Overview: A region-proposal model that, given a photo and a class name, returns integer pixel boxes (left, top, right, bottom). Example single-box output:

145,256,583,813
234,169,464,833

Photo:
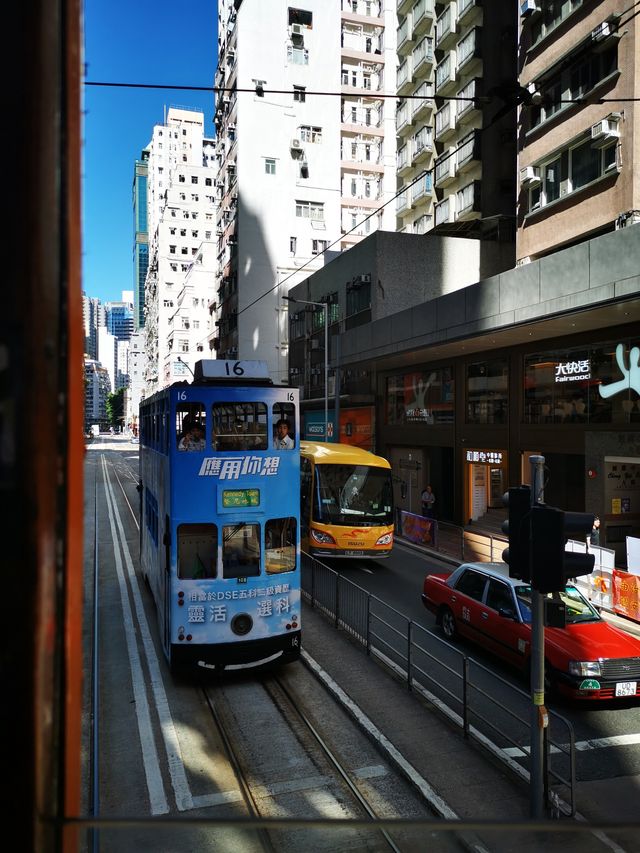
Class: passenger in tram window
274,418,294,450
178,421,206,452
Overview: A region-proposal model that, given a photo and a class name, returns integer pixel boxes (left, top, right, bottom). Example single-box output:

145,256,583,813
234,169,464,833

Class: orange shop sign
612,569,640,624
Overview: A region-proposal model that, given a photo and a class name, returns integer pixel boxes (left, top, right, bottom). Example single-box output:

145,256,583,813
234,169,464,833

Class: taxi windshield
514,584,601,625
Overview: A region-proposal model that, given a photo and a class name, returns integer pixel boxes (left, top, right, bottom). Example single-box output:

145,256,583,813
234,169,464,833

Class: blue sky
82,0,218,304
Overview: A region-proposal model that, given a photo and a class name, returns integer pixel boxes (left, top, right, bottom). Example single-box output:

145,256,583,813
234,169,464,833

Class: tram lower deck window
222,522,260,578
178,524,217,579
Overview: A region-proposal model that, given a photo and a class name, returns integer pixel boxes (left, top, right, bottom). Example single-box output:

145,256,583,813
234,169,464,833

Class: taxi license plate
615,681,637,697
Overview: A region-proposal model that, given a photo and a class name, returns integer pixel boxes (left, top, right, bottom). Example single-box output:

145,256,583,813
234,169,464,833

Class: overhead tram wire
83,76,640,317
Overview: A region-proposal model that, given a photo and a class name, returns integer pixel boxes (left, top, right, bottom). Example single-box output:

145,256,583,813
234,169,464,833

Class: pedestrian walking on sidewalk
589,515,601,547
421,485,436,518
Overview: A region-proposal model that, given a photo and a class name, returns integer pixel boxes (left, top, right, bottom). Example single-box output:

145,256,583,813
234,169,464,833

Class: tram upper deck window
222,522,260,578
212,402,268,451
272,402,296,449
178,524,217,579
175,403,207,451
265,518,297,574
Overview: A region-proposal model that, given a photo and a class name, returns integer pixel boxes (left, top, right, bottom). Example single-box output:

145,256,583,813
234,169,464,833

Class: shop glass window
466,360,508,424
265,518,297,574
177,524,217,579
212,402,268,450
385,367,454,425
523,341,639,426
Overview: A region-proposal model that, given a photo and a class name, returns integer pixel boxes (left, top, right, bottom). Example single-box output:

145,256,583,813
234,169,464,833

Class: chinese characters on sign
186,584,293,624
198,456,280,478
554,359,591,383
465,450,503,464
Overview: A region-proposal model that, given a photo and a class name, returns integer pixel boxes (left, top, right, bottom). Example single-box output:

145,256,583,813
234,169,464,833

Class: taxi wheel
440,606,457,641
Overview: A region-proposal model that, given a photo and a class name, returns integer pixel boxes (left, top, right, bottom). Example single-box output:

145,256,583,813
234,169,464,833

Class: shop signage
554,359,590,383
466,450,503,464
599,343,640,398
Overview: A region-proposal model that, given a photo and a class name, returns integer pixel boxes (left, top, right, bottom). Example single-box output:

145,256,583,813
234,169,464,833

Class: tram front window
177,524,217,579
222,522,261,578
314,464,394,526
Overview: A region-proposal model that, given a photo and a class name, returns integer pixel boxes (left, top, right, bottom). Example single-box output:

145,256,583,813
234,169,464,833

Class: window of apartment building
180,193,186,201
311,239,328,255
290,236,297,254
363,72,372,90
293,85,306,102
295,200,324,221
530,0,584,46
205,230,211,239
179,174,185,183
351,142,357,158
181,264,190,271
300,125,322,143
265,158,276,175
205,177,212,186
287,45,309,64
170,228,176,235
181,341,189,352
171,210,177,217
341,68,349,85
181,247,188,255
529,44,617,130
192,194,199,202
170,263,178,272
169,245,176,254
191,176,198,184
288,7,312,26
192,230,198,238
351,178,357,196
180,228,187,236
352,70,358,86
526,134,618,214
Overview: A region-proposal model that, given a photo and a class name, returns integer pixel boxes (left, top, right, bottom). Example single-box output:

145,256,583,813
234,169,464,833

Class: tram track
198,670,461,853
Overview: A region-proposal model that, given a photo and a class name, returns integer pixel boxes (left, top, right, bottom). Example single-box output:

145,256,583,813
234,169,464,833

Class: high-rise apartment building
395,0,517,276
212,0,398,381
82,294,103,359
517,0,640,261
132,149,149,331
143,107,217,393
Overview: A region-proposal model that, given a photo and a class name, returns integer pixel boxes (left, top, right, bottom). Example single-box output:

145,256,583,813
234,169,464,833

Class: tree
106,387,125,428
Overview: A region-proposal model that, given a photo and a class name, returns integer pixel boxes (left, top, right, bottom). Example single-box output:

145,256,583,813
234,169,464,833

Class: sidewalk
300,604,638,852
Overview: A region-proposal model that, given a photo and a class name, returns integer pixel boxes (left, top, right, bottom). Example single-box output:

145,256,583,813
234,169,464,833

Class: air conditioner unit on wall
520,166,541,187
291,138,303,150
290,23,304,37
591,118,620,146
520,0,541,17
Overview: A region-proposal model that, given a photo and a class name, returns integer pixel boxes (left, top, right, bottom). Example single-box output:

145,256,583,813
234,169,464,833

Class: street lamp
283,296,329,441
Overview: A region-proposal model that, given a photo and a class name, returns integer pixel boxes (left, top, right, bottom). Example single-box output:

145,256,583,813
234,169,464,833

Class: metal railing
301,552,576,816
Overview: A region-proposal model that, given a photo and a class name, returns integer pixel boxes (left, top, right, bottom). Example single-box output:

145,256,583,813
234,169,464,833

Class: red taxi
422,562,640,701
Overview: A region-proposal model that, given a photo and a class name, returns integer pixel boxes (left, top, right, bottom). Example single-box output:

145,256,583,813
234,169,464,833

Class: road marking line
103,456,194,813
504,732,640,758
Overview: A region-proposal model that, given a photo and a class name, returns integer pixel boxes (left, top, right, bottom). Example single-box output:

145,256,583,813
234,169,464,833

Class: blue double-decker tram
139,359,301,673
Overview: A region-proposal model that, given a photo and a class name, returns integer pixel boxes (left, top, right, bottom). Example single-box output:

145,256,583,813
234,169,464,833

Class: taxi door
482,578,530,666
450,569,490,645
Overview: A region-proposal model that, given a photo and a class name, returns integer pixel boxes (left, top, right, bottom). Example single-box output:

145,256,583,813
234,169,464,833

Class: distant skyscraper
82,294,102,359
104,299,134,341
133,149,149,331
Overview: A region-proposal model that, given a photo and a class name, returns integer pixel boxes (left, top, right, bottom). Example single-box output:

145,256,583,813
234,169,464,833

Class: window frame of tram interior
177,517,298,579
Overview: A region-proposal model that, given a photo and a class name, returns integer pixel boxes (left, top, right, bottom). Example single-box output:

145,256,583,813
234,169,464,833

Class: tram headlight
231,613,253,636
376,533,393,546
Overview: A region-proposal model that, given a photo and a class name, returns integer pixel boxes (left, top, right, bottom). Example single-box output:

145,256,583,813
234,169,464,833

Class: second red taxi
422,562,640,701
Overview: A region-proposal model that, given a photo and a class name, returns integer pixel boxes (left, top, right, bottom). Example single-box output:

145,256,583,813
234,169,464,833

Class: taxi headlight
568,660,602,677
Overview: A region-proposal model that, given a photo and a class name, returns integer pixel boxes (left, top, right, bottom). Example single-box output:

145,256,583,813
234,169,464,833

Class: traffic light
530,505,595,593
501,486,531,581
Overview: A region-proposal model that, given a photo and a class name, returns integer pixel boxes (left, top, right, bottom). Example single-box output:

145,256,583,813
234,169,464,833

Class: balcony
412,0,434,36
457,0,482,25
435,51,457,96
397,144,412,175
434,149,456,187
412,126,433,163
434,102,456,142
412,36,434,76
397,16,413,55
456,179,481,220
456,130,480,173
397,0,413,14
436,2,457,51
457,27,482,75
456,78,482,125
397,57,413,93
413,213,432,234
411,81,434,120
396,190,412,214
434,195,455,226
396,100,414,136
411,172,433,206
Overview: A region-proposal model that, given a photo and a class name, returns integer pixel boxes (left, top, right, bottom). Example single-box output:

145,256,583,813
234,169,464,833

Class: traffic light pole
529,455,547,819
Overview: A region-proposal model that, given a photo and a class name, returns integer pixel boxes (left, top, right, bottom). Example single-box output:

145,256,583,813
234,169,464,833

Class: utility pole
529,454,547,818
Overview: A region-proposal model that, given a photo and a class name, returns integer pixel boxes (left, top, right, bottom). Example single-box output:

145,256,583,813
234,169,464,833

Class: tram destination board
222,488,260,508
